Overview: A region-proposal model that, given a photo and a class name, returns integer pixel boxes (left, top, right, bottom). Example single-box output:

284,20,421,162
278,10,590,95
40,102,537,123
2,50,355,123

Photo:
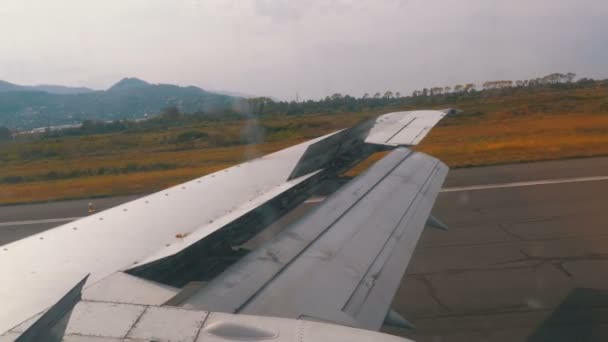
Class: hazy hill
0,80,93,94
0,80,27,93
107,77,151,91
30,84,94,95
0,78,239,129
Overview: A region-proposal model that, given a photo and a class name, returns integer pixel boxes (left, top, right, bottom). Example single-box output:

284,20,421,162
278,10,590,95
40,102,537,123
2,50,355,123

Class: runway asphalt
0,195,140,246
390,156,608,342
2,156,608,341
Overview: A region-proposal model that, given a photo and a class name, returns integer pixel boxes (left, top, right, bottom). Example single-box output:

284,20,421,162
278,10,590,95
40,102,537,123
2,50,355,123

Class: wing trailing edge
181,148,448,330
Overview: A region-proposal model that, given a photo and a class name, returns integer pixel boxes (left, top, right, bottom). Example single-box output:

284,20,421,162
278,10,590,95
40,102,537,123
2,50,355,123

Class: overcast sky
1,0,607,99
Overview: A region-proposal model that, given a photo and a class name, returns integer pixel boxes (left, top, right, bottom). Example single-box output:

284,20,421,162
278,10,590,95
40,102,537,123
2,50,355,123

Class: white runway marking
441,175,608,192
0,217,82,227
3,176,607,226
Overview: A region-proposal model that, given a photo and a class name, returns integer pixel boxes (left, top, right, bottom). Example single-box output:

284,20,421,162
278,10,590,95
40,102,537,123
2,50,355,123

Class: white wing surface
1,110,451,341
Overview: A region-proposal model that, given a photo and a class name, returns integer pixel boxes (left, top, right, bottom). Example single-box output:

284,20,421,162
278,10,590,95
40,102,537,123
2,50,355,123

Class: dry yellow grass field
417,112,608,166
344,112,608,177
1,85,608,205
0,140,303,204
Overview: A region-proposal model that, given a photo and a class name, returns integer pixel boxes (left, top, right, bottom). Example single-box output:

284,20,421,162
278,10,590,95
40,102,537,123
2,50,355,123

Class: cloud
0,0,606,99
254,0,316,22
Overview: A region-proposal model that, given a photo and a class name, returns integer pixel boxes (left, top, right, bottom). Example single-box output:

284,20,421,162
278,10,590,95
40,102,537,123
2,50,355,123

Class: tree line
5,72,605,140
246,72,585,115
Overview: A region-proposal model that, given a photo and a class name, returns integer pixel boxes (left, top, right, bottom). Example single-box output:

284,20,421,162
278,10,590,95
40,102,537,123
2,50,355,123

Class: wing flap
181,148,415,314
183,148,448,330
347,161,446,329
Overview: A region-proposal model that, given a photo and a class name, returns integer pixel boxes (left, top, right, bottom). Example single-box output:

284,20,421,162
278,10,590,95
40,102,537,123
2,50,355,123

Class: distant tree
577,77,595,84
523,73,577,86
160,106,180,120
0,126,11,142
383,91,394,99
373,92,381,99
430,87,443,96
453,84,464,92
444,86,451,93
331,93,343,101
421,88,429,96
362,93,369,99
565,72,576,83
395,91,401,98
542,73,563,84
464,83,476,92
247,97,270,115
528,78,540,86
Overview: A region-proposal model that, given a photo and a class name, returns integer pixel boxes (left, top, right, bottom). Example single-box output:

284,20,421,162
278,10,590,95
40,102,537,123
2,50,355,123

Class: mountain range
0,78,240,129
0,80,94,95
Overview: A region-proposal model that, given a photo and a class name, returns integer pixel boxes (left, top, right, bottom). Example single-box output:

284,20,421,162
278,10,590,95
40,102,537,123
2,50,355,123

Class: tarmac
391,156,608,341
2,156,608,341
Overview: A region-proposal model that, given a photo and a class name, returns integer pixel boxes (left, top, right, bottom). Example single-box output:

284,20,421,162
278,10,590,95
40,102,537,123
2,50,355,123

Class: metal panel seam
122,305,149,339
384,117,416,144
341,159,441,315
192,309,211,342
235,149,414,313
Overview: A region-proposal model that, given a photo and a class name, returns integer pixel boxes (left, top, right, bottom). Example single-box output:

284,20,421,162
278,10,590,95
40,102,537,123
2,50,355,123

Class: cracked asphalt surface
388,157,608,341
2,156,608,341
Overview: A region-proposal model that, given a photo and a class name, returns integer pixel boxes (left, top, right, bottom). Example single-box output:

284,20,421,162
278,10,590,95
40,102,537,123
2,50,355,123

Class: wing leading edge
181,148,448,330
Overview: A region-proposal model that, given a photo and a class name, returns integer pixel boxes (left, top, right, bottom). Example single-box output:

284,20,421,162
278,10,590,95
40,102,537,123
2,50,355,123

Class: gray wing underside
182,148,448,330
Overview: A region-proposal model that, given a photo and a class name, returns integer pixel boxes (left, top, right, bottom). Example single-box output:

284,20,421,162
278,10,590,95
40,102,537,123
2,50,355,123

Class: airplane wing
180,148,447,330
0,110,453,341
